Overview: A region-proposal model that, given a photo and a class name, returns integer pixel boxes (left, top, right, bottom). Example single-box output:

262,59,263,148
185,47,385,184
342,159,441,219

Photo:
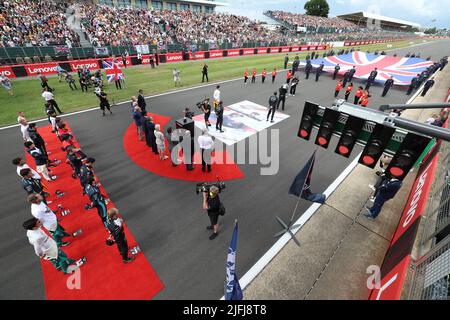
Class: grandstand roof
337,12,420,29
182,0,228,6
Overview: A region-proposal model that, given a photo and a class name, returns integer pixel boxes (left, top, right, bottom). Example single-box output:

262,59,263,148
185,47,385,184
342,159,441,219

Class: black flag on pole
288,151,326,204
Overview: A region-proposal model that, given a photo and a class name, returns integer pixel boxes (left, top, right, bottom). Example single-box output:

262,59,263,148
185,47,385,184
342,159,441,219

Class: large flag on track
225,220,243,300
289,151,326,204
300,51,433,85
103,60,124,82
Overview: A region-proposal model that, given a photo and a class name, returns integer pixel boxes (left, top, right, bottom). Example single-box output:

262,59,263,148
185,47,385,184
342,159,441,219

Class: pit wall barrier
368,95,449,300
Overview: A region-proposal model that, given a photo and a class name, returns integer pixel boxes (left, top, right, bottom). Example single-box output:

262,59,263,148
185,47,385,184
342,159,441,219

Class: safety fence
0,37,405,66
0,44,332,79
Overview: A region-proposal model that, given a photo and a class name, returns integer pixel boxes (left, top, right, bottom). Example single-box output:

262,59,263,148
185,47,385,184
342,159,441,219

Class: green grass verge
0,39,425,126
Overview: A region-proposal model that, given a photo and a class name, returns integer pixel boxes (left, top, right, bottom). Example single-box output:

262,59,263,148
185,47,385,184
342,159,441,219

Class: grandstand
337,12,421,32
0,1,422,65
95,0,227,12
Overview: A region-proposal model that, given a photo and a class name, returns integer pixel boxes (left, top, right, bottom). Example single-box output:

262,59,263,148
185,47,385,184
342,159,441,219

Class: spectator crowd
0,1,419,50
0,0,80,47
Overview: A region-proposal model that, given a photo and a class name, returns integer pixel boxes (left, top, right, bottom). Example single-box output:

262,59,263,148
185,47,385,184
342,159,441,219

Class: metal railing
409,235,450,300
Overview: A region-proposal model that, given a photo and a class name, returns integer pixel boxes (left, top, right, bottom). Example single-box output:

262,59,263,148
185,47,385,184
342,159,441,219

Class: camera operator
200,99,212,128
203,186,221,240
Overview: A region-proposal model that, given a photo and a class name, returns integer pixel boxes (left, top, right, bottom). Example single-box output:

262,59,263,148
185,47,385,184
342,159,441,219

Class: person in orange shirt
251,69,257,83
244,70,249,84
344,83,353,101
334,80,343,97
286,70,292,84
272,68,277,83
261,69,267,83
359,95,370,107
354,86,363,105
359,91,370,107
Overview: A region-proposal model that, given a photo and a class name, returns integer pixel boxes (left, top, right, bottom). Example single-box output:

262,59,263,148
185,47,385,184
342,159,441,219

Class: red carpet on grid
25,124,164,300
123,113,245,181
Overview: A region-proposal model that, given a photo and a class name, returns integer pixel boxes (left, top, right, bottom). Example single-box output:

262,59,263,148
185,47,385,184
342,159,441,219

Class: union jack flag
301,51,433,86
102,60,124,82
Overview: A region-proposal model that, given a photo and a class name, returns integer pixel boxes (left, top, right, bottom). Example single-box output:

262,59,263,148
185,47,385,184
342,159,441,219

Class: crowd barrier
0,42,382,79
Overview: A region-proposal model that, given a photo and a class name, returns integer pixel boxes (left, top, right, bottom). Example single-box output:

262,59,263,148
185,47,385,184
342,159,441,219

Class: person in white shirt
172,68,181,87
12,157,41,180
23,217,76,274
41,88,62,114
213,85,221,111
154,124,168,160
28,193,71,247
17,111,30,142
198,130,214,172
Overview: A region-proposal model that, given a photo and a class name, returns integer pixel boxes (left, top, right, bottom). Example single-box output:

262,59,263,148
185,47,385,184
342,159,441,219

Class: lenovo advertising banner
227,49,240,57
242,48,254,56
24,62,58,76
164,52,183,63
209,50,223,59
369,255,411,300
69,59,100,72
0,65,15,78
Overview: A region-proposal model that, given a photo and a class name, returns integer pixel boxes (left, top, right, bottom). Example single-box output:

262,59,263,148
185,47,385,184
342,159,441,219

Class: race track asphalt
1,39,449,300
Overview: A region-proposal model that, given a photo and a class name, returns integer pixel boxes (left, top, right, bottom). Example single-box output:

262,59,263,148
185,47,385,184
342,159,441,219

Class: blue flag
289,151,326,204
225,221,243,300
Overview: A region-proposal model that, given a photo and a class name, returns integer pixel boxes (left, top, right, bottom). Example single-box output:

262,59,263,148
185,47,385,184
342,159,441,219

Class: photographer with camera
199,99,212,128
202,186,222,240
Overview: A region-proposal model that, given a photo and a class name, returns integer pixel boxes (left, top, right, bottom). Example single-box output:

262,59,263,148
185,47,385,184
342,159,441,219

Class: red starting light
389,166,405,177
318,137,328,146
338,145,350,155
362,155,375,165
300,129,309,138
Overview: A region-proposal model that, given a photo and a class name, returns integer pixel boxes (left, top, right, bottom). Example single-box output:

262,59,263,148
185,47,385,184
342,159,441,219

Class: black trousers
305,71,310,79
406,85,415,95
251,76,256,83
68,82,77,90
81,84,88,92
201,149,211,172
262,76,266,83
277,97,286,110
334,90,340,97
49,99,62,114
216,115,223,131
290,86,297,95
34,140,48,157
115,80,122,90
365,80,372,90
244,76,248,83
267,107,276,121
382,87,390,97
421,87,431,96
333,72,338,80
41,82,53,92
202,73,209,82
315,73,320,82
354,96,360,105
345,91,351,101
115,234,129,260
272,75,276,83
